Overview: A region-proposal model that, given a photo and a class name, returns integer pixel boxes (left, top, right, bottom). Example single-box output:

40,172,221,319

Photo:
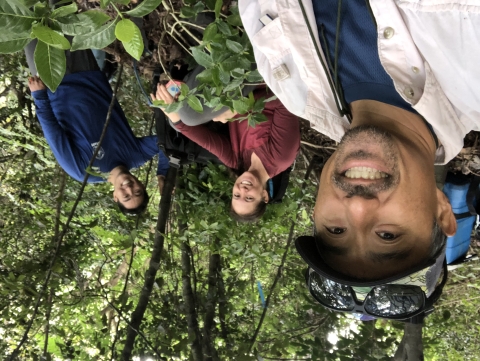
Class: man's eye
377,232,398,240
246,197,253,201
325,227,346,235
233,194,240,199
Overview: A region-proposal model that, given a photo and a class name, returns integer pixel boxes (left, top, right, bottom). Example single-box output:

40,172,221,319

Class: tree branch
181,235,204,361
202,238,221,361
248,160,316,354
121,166,178,361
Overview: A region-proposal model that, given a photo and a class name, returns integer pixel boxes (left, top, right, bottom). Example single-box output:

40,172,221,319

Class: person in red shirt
152,84,300,222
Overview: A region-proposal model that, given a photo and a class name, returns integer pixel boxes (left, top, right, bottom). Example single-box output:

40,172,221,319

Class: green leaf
218,68,230,84
0,0,38,41
202,23,217,43
226,14,242,27
253,97,265,112
205,0,215,10
125,0,162,17
214,0,222,18
246,69,264,82
191,47,214,68
121,21,144,60
34,40,66,92
51,2,77,18
33,2,48,17
226,39,243,54
54,11,111,36
196,68,214,84
71,19,117,51
0,36,32,54
211,48,230,64
232,98,250,115
164,100,184,113
115,18,135,42
31,25,70,50
100,0,112,8
217,20,232,36
231,68,245,78
224,77,243,92
250,112,268,125
115,0,131,5
248,90,255,107
19,0,39,7
180,6,197,19
180,83,189,97
211,68,221,86
187,95,203,113
193,1,205,13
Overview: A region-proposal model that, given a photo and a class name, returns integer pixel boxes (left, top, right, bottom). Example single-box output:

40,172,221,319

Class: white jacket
239,0,480,164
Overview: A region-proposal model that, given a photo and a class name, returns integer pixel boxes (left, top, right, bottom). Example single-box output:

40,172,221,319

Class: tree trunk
121,166,177,361
202,238,221,361
393,323,424,361
181,235,203,361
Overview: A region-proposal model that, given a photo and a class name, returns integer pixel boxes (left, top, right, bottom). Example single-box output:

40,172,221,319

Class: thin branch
121,166,178,361
42,289,54,357
248,160,316,354
7,64,125,361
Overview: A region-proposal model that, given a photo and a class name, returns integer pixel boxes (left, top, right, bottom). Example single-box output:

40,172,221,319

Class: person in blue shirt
26,46,169,215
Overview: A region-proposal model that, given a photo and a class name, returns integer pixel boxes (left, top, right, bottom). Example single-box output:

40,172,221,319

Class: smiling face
112,172,145,210
314,125,456,280
231,171,268,216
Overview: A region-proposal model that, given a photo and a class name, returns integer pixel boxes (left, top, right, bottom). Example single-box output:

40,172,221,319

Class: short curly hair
116,190,150,216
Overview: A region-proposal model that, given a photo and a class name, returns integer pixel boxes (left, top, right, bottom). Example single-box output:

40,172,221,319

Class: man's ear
113,191,118,203
262,189,269,204
436,188,457,236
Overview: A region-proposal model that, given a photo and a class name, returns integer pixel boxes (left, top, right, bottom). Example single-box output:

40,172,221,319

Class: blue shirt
32,70,169,183
312,0,417,113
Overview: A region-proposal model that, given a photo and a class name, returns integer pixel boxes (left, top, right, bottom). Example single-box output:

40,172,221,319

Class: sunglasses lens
364,285,424,317
310,271,355,311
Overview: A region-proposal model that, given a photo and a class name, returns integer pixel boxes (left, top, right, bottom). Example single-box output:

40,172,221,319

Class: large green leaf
34,40,66,92
226,39,243,54
54,11,111,36
214,0,222,19
100,0,112,8
31,25,71,50
0,36,32,54
115,19,135,42
71,19,117,51
121,22,143,60
233,98,250,115
0,0,38,41
50,2,77,19
125,0,162,17
191,47,213,68
187,95,203,113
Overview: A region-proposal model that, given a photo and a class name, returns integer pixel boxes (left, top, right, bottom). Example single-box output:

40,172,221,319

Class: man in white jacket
240,0,479,287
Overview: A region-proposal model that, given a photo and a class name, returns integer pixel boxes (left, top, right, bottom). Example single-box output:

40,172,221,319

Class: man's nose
345,196,379,224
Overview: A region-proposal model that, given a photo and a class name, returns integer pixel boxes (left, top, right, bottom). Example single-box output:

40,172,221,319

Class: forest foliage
1,0,480,360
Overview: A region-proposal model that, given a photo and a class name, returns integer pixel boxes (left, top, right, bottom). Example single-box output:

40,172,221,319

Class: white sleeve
239,0,308,118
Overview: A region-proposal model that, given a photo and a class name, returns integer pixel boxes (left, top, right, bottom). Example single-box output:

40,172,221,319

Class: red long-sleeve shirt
175,90,300,178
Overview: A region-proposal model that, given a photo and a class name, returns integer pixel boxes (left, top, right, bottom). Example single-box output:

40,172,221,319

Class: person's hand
28,76,46,92
151,83,176,105
157,175,165,194
151,84,181,123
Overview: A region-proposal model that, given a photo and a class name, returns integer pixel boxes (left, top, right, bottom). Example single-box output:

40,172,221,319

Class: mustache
331,173,398,197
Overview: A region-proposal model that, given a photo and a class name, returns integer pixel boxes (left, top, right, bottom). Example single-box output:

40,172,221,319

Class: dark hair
230,199,267,223
428,220,447,261
116,190,150,216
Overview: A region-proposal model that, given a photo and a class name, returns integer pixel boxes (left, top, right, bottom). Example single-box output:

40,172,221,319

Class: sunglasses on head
305,264,447,321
